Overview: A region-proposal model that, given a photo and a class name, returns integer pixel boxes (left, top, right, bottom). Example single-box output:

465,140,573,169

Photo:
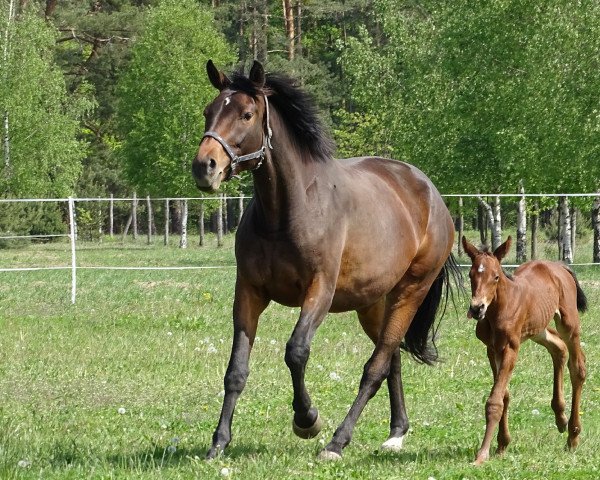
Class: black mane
230,72,335,162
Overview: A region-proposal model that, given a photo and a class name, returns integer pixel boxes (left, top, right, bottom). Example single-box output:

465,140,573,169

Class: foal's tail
401,253,464,365
565,266,588,313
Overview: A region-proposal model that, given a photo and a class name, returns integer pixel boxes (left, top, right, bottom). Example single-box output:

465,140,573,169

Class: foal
462,236,587,465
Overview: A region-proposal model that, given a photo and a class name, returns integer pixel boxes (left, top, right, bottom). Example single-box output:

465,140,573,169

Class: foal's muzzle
467,303,487,320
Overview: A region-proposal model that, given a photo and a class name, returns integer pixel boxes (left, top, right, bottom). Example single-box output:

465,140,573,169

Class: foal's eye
494,275,500,281
242,112,253,121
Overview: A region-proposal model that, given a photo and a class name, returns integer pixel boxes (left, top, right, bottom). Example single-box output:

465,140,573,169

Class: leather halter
202,95,273,180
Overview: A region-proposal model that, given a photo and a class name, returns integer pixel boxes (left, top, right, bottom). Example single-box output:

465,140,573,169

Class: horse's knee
224,366,249,393
285,340,310,370
485,398,504,422
569,358,586,384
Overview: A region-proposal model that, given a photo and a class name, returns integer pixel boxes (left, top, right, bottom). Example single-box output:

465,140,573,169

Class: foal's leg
485,346,511,455
556,311,586,449
286,274,334,438
531,326,568,432
320,274,437,459
475,340,519,466
206,277,269,459
357,300,409,451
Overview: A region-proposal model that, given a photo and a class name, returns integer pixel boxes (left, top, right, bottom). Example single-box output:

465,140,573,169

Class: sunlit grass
0,234,599,478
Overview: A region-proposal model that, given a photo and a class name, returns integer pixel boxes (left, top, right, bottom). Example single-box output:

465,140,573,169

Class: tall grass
0,235,598,479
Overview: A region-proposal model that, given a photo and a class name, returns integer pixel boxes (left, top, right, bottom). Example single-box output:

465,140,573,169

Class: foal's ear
206,59,231,91
493,236,512,262
462,236,479,261
249,60,266,88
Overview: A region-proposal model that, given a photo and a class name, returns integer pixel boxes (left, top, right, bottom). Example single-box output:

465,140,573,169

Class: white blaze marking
478,264,485,273
224,96,231,106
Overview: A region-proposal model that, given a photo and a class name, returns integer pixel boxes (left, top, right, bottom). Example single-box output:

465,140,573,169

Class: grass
0,234,599,479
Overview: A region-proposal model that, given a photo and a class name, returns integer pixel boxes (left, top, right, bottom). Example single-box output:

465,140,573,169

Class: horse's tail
564,266,588,313
401,253,464,365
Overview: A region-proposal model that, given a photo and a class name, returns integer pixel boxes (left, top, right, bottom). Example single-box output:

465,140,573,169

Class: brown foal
462,236,587,465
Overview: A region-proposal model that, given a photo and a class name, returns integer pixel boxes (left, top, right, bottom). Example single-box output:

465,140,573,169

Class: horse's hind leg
358,300,409,451
207,277,269,459
532,326,568,432
286,274,334,439
555,310,586,449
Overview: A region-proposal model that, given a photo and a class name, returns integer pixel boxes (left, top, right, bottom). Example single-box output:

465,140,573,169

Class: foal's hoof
381,435,405,452
205,445,223,460
292,413,323,439
556,415,568,433
318,449,342,461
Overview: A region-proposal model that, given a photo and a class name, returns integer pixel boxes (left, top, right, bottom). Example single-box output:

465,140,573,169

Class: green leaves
116,0,235,198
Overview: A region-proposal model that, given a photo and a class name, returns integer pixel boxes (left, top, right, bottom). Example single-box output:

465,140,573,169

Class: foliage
116,0,235,198
0,4,93,198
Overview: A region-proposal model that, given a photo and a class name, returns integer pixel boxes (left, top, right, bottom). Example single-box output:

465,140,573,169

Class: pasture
0,235,599,479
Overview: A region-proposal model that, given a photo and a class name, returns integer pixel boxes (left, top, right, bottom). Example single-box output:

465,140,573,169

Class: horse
192,59,460,460
462,236,587,465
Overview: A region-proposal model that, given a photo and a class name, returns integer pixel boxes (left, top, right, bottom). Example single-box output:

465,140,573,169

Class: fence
1,193,600,304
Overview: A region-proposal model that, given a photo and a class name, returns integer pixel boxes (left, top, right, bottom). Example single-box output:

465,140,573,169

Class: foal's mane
230,72,335,162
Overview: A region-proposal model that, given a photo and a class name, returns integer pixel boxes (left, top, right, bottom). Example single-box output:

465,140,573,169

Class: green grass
0,235,599,479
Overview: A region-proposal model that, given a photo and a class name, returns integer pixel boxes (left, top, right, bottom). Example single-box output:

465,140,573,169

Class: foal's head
192,60,269,192
461,236,512,320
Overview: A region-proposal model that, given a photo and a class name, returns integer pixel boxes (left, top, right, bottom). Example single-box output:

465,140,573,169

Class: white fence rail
1,194,599,304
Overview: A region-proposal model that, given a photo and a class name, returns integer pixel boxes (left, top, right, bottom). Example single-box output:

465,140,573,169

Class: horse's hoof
205,445,223,460
318,449,342,461
292,413,323,439
381,435,405,452
556,415,568,433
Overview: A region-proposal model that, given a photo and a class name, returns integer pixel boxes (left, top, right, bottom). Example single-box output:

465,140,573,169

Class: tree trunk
44,0,57,19
164,198,170,246
570,207,576,262
223,195,229,234
516,184,527,263
122,212,132,241
295,0,302,57
217,194,224,247
457,196,464,257
531,201,538,260
199,201,205,246
477,202,487,245
109,193,114,237
283,0,295,60
179,199,188,249
146,195,152,245
132,192,138,240
559,196,572,263
238,194,244,227
491,196,502,251
3,0,16,175
593,195,600,263
171,200,181,235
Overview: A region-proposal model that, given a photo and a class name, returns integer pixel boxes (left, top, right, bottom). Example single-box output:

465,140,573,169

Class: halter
202,95,273,180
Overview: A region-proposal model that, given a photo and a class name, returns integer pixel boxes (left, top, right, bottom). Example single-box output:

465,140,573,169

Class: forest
1,0,598,202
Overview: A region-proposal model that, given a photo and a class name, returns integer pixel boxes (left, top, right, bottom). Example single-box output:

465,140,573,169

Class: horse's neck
251,113,327,232
491,273,518,316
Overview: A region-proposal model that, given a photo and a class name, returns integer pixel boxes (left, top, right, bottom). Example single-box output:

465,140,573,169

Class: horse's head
192,60,270,192
462,236,512,321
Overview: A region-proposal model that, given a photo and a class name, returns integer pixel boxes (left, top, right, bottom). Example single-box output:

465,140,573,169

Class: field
0,234,599,479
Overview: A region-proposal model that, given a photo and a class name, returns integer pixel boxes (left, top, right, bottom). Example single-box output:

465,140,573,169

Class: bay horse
462,236,587,465
192,59,460,460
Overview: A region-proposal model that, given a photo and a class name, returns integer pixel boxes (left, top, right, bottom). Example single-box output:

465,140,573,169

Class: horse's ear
248,60,266,88
206,59,231,91
493,236,512,261
462,236,479,262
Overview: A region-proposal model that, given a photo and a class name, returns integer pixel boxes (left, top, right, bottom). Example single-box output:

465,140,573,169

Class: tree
116,0,235,198
0,2,92,197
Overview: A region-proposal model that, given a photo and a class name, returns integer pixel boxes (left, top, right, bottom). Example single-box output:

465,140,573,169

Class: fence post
457,196,464,256
147,195,152,244
68,196,77,304
132,191,138,240
164,198,170,246
217,194,224,247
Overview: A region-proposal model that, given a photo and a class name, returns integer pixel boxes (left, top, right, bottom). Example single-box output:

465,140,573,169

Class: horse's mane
230,72,335,162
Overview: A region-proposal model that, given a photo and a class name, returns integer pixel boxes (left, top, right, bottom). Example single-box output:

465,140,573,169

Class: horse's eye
243,112,253,121
494,275,499,281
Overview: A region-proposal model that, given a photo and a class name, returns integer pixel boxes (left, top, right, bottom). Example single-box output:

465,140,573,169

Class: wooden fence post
217,194,224,247
164,198,169,246
109,193,114,237
132,191,138,241
146,195,152,244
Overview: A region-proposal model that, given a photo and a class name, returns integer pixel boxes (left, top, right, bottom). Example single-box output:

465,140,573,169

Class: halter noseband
202,95,273,179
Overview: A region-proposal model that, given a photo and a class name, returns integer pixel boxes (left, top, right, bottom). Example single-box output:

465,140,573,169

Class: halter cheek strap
201,95,273,179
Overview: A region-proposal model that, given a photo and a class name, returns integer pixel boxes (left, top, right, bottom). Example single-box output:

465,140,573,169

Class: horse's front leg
474,341,519,466
286,274,334,439
206,277,269,459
